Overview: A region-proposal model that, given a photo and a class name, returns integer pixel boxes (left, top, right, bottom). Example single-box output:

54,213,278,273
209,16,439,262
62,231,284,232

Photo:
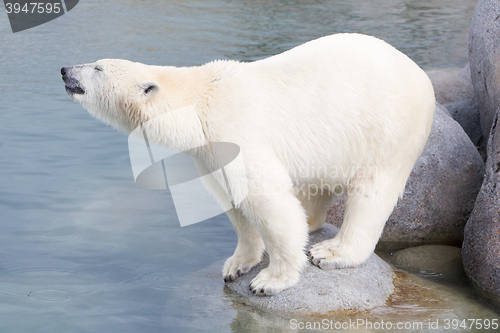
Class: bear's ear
139,81,160,98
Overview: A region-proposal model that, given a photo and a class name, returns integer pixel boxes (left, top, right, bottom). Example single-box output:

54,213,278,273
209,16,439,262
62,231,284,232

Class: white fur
65,33,435,295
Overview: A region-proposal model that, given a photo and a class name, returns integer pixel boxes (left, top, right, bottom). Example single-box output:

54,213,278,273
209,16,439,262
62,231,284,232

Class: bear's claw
222,253,263,284
223,269,244,283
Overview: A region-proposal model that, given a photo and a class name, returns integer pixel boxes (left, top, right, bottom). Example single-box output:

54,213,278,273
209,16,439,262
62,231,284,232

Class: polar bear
61,33,435,295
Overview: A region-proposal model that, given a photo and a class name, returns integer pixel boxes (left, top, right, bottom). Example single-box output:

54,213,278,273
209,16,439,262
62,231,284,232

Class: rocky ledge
224,224,395,317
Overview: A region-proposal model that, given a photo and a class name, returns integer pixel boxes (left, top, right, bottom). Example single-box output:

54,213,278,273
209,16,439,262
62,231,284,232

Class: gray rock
469,0,500,141
426,67,475,105
462,108,500,301
426,66,483,146
328,104,485,245
445,99,483,147
225,224,395,316
392,245,466,283
459,62,471,80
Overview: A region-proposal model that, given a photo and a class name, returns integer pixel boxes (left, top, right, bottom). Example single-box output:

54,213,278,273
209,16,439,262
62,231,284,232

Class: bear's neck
144,61,240,153
157,61,236,112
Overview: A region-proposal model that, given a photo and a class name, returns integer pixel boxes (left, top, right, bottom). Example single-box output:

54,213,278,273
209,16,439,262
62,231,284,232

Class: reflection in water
0,0,486,332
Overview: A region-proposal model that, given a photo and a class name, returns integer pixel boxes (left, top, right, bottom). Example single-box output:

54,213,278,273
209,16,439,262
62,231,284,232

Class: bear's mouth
62,74,85,95
65,84,85,95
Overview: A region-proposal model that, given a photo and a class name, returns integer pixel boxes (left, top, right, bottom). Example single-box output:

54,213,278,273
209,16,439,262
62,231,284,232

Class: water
0,0,487,332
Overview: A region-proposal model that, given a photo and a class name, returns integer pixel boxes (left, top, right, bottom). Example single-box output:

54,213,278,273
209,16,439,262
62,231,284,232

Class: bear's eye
94,66,103,72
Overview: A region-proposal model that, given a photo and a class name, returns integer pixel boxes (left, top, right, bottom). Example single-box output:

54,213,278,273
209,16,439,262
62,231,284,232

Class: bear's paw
307,238,368,269
249,267,300,296
222,253,262,283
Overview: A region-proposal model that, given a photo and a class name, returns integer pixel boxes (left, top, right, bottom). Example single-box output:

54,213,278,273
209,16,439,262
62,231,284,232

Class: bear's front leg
242,176,309,295
222,208,265,282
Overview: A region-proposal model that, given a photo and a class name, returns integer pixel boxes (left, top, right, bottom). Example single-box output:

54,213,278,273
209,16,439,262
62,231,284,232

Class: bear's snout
61,66,85,95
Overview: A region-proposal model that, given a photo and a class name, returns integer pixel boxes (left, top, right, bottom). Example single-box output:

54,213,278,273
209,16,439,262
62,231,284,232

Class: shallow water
0,0,487,332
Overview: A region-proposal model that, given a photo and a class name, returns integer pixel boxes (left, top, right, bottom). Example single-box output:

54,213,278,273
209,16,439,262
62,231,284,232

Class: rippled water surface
0,0,485,332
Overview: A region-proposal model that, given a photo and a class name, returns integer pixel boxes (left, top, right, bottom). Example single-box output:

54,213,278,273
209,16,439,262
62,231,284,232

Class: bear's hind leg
223,208,265,282
308,172,402,269
297,188,335,232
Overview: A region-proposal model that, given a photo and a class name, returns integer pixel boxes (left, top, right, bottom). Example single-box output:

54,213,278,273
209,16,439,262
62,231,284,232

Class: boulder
462,108,500,302
426,65,482,146
426,66,475,105
469,0,500,141
225,224,395,316
327,104,485,245
445,99,483,148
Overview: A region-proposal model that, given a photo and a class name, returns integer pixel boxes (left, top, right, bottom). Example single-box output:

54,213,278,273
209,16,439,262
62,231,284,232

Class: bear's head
61,59,165,133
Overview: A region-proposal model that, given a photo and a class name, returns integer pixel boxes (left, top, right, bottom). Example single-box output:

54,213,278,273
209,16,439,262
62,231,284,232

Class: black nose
61,67,68,75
